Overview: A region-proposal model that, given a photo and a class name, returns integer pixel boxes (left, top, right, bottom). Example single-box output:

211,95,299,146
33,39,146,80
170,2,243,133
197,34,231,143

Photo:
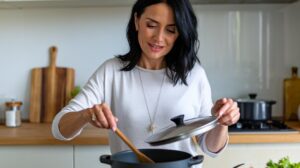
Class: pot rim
113,148,192,157
103,148,202,165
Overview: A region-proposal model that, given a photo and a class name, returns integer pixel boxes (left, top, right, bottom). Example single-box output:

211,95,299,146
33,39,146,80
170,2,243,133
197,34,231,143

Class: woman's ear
134,13,139,31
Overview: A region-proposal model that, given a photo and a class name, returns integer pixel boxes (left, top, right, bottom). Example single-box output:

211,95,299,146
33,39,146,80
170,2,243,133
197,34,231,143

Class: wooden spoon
115,128,155,163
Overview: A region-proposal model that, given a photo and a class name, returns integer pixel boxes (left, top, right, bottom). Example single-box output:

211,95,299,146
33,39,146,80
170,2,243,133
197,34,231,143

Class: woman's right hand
84,102,118,131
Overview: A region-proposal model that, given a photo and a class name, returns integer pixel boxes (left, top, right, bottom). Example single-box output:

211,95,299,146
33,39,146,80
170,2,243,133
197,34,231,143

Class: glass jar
5,101,22,127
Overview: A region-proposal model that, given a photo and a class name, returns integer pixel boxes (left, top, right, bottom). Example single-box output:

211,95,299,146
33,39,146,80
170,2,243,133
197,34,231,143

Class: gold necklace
138,69,165,134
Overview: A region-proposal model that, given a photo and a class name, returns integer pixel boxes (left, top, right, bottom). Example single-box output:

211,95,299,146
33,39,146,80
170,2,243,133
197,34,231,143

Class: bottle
5,100,22,127
283,67,300,121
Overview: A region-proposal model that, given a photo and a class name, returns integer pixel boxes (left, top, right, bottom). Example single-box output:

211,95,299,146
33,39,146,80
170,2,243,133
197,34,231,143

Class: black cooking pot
100,149,203,168
236,93,276,121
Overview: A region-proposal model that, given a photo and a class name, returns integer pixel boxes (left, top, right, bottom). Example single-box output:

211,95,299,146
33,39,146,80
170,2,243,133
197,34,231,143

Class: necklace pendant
149,124,156,133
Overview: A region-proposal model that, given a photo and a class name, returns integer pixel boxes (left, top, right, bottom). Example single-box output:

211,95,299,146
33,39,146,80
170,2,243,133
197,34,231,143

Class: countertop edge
0,122,300,145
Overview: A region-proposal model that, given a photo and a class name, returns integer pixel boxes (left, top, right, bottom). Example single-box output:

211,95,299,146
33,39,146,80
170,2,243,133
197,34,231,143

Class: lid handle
248,93,257,99
171,115,185,127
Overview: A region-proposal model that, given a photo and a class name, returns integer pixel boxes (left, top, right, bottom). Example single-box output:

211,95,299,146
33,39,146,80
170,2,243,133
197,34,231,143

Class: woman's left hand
212,98,240,126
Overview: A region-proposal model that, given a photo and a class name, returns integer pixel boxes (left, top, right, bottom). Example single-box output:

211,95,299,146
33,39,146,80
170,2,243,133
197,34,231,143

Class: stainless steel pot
236,93,276,121
100,149,203,168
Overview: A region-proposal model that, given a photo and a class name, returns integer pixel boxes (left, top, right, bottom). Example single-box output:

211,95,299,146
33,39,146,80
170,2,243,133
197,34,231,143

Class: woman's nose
154,28,164,42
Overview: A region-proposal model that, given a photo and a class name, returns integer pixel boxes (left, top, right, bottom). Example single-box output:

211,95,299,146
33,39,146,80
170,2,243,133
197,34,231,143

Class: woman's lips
148,43,164,52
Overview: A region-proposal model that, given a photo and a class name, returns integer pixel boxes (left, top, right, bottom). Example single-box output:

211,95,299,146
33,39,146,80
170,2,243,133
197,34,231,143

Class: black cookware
100,115,216,168
100,149,203,168
236,93,276,121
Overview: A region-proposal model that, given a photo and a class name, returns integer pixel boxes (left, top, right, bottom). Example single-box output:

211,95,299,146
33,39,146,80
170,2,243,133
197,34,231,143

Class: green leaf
71,86,81,98
266,157,300,168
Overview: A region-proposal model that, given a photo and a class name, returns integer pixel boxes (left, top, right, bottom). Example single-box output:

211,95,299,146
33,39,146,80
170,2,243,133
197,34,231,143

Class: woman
52,0,240,165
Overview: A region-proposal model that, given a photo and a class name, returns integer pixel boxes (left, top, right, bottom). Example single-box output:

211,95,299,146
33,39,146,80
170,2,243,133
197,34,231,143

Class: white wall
0,3,300,120
283,2,300,69
0,7,130,120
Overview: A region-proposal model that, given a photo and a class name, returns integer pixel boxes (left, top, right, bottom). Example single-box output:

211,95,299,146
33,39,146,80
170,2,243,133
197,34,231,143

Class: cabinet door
0,145,73,168
74,145,110,168
203,144,300,168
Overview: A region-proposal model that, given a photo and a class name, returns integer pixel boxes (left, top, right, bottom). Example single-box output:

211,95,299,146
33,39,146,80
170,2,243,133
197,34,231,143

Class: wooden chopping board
284,67,300,121
29,46,75,123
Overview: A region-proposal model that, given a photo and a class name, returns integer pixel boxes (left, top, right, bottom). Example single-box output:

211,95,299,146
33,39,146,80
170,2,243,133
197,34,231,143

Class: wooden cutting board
283,67,300,121
29,46,75,123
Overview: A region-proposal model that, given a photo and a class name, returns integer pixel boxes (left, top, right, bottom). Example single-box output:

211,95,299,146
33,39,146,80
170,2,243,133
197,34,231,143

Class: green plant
71,86,81,98
266,157,300,168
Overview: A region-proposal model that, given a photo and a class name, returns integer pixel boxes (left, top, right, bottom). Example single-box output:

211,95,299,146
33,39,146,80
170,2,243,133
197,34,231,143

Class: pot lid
235,98,273,103
145,115,218,146
235,93,276,104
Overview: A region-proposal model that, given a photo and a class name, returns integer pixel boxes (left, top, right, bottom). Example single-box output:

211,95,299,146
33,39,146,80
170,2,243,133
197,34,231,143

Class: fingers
218,99,233,117
218,99,237,116
211,98,227,116
218,108,240,126
94,104,108,127
212,98,240,126
89,103,118,131
212,98,231,117
102,103,118,131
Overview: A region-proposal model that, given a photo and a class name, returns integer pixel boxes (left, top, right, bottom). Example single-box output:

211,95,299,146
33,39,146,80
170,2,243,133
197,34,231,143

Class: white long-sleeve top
52,58,227,167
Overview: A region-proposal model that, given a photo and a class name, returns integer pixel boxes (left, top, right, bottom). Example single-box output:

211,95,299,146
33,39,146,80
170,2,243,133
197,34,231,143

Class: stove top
229,120,298,134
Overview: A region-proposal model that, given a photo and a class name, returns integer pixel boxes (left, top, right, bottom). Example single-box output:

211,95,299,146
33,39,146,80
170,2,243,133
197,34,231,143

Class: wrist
80,108,92,123
216,124,228,133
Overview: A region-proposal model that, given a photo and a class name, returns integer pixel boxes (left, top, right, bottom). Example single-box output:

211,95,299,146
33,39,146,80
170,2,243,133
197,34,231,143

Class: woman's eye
167,28,176,34
147,23,156,28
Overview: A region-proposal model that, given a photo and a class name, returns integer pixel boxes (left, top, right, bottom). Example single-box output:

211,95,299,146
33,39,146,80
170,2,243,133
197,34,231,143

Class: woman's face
135,3,179,69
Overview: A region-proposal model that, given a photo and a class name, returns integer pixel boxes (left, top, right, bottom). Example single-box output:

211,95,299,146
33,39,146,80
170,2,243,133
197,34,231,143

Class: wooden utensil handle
115,128,141,154
115,128,154,163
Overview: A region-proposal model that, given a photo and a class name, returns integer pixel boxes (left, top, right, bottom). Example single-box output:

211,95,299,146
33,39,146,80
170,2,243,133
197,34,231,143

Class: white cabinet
0,145,73,168
74,145,111,168
203,143,300,168
0,145,110,168
1,143,300,168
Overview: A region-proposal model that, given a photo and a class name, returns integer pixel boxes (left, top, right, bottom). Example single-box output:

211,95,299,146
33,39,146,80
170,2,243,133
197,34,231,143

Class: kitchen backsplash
0,2,299,119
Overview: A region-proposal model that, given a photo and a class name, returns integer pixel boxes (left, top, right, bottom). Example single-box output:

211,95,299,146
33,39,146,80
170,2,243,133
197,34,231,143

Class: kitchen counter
0,123,108,145
229,122,300,144
0,122,299,145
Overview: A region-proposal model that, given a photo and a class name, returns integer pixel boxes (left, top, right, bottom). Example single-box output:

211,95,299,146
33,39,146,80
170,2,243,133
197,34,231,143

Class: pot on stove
236,93,276,121
100,149,203,168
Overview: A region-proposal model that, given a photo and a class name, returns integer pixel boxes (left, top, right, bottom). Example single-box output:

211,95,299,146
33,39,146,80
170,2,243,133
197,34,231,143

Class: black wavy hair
117,0,200,85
